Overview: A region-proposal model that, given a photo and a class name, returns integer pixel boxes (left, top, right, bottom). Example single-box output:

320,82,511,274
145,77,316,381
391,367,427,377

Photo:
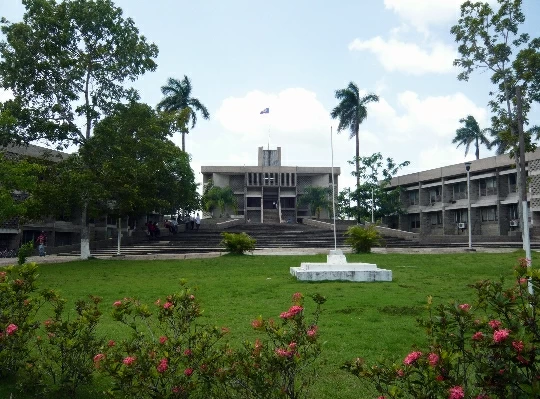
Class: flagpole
331,126,337,251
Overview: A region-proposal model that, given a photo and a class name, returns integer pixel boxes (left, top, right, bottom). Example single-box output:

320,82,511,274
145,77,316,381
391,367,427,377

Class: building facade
201,147,340,223
384,149,540,239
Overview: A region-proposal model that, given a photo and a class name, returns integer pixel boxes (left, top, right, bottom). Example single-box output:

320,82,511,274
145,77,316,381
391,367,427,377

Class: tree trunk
475,137,480,160
80,202,91,260
182,132,185,152
355,128,360,222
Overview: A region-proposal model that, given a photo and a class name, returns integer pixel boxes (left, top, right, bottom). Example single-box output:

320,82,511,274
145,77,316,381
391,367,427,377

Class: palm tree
452,115,491,160
330,82,379,189
157,76,210,152
298,186,332,219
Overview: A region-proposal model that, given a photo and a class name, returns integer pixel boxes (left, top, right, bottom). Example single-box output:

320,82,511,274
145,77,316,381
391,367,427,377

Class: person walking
190,214,195,230
36,231,46,256
195,213,201,230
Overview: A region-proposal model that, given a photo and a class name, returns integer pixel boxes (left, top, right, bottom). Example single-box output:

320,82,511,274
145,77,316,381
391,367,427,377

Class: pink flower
428,353,439,367
108,340,115,347
183,349,192,357
292,292,303,302
93,353,105,368
163,301,173,309
157,358,168,373
251,319,264,329
488,320,502,329
279,305,303,319
458,304,471,311
449,385,464,399
189,294,195,300
123,356,136,366
172,386,182,394
275,348,293,358
113,300,122,307
403,351,422,365
288,342,297,350
518,278,528,285
436,375,445,381
184,368,193,377
44,319,53,327
493,329,510,343
396,369,404,377
6,324,18,336
378,397,386,399
159,336,168,344
0,271,6,282
307,326,318,338
512,340,524,352
472,331,484,341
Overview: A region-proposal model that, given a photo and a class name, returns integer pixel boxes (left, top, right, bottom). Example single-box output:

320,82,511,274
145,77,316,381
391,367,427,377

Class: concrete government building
383,148,540,241
201,147,340,223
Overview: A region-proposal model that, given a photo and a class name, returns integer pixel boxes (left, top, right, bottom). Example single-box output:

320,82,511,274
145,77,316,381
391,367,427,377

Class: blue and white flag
260,108,269,114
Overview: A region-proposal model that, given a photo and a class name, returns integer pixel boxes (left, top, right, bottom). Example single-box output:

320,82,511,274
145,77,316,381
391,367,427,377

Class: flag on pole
260,108,269,114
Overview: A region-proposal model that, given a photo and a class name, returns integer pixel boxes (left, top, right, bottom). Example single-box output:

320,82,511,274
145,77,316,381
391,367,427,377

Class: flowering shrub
0,263,42,378
99,280,231,398
19,291,103,397
343,258,540,398
230,292,326,398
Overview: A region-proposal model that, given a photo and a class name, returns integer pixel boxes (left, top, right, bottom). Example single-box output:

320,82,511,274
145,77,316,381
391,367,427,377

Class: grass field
2,250,532,398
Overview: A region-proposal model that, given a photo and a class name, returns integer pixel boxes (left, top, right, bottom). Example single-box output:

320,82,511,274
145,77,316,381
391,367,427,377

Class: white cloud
349,36,457,75
215,88,331,144
0,88,14,102
384,0,498,33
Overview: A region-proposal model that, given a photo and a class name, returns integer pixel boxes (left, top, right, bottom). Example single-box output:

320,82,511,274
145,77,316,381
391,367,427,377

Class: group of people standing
147,213,201,239
182,213,201,231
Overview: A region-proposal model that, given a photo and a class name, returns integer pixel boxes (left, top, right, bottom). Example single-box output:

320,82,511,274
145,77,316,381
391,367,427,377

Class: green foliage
341,153,409,221
203,180,237,217
0,0,158,147
232,292,326,399
17,242,34,265
100,282,229,398
0,153,44,222
344,225,381,253
344,257,540,398
298,186,332,219
157,75,210,152
330,82,379,188
452,115,491,160
0,263,42,378
220,232,256,254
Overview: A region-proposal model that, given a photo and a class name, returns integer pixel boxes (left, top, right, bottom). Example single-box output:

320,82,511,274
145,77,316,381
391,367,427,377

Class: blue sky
1,0,539,192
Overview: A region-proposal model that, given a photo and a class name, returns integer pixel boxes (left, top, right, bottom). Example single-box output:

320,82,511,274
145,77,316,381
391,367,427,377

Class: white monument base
290,249,392,282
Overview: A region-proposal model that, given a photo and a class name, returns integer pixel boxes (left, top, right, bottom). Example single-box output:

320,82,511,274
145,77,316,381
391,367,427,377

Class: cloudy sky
1,0,540,192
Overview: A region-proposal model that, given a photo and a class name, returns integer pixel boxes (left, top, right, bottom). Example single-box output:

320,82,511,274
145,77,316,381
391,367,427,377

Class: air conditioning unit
510,220,519,227
458,222,467,229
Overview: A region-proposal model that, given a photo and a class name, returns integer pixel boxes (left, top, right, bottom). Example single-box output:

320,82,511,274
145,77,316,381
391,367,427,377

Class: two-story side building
201,147,340,223
383,148,540,241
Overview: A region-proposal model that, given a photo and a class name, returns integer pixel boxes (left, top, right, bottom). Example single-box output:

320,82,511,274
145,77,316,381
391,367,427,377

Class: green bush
220,232,256,254
344,225,381,253
17,242,34,265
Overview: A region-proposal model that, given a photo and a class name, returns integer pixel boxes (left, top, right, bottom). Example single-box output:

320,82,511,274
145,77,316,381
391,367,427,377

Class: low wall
420,235,522,244
375,226,419,241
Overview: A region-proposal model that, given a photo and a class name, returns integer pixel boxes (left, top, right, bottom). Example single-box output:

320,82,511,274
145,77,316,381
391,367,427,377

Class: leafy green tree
298,186,332,219
0,153,43,222
157,76,210,152
451,0,540,231
202,180,237,217
346,153,409,222
330,82,379,190
452,115,491,160
0,0,158,259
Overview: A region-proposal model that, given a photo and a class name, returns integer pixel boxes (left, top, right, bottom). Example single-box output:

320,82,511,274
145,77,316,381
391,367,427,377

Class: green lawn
2,251,531,398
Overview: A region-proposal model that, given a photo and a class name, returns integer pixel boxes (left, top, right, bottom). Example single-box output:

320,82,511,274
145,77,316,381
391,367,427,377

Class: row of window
409,205,517,229
407,175,518,205
247,172,296,187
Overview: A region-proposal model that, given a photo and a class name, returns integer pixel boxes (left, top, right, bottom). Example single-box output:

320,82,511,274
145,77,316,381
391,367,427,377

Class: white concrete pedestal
290,249,392,282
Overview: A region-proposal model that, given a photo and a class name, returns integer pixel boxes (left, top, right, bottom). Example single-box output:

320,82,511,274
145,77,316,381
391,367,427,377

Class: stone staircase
263,209,280,224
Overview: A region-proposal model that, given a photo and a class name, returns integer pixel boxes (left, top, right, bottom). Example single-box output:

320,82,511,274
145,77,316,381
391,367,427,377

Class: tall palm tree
452,115,491,160
157,76,210,152
330,82,379,189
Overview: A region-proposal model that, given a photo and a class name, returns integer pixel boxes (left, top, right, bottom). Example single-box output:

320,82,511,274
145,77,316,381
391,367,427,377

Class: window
479,177,497,196
408,190,419,205
454,209,468,223
509,204,518,220
246,197,260,207
410,214,420,229
453,182,467,200
429,186,441,203
430,212,442,225
508,174,517,193
481,207,498,222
